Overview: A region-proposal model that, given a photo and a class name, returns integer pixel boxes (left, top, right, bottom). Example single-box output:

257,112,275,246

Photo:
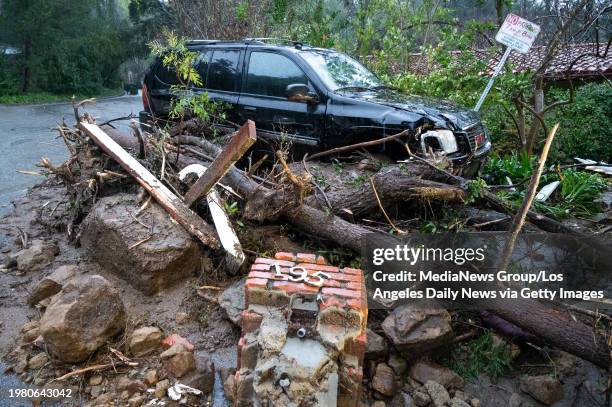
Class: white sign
495,13,540,54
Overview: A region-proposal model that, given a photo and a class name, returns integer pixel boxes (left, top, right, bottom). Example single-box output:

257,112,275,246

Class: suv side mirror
286,83,318,103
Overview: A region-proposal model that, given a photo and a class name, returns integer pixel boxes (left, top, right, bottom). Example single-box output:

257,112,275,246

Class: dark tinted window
154,60,179,86
246,52,309,97
207,50,240,92
194,50,212,86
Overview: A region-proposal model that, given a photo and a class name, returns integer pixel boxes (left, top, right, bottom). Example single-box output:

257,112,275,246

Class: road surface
0,94,142,215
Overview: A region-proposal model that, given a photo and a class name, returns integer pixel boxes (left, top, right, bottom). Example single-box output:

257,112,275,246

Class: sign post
474,14,540,112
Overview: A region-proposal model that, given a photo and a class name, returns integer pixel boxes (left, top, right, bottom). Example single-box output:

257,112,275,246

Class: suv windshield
300,50,382,91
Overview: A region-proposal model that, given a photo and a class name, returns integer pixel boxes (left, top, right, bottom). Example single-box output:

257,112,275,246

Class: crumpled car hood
348,89,481,130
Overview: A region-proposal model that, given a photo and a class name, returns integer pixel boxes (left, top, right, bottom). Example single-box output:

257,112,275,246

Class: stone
519,375,563,405
91,393,114,406
160,342,196,378
21,322,40,343
509,393,524,407
372,363,397,397
128,394,145,407
224,373,237,403
382,305,453,357
175,311,188,324
39,275,126,363
194,352,215,393
389,392,414,407
388,353,408,376
181,370,215,394
449,398,471,407
80,193,202,294
218,278,246,325
372,402,386,407
143,369,158,386
129,326,162,356
409,360,464,390
366,328,388,360
424,380,450,407
470,398,480,407
154,379,171,398
117,377,146,396
89,375,103,386
161,333,195,351
90,385,103,398
28,265,77,306
27,352,48,370
15,240,59,272
413,391,430,407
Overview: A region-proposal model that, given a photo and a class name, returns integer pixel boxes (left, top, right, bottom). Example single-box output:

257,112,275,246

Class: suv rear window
246,52,309,98
154,60,179,86
207,50,240,92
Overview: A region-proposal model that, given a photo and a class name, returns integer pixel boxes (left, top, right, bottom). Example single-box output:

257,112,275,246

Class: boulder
143,369,158,386
366,328,388,360
382,305,453,357
129,326,162,356
154,379,171,398
40,275,126,363
21,321,40,343
28,265,77,306
449,398,471,407
388,352,407,376
15,240,59,272
389,392,414,407
27,352,48,370
409,360,464,389
519,375,563,405
79,194,202,294
372,363,397,397
412,390,430,407
117,377,146,396
424,380,450,407
218,278,246,325
160,342,196,378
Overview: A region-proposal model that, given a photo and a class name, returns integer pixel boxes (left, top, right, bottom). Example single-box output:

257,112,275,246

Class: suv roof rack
243,37,306,49
185,39,244,46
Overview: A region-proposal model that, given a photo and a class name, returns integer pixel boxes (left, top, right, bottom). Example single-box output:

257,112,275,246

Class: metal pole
474,47,512,112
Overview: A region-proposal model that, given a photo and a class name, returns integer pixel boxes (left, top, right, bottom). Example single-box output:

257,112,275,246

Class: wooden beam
78,122,219,249
183,120,256,207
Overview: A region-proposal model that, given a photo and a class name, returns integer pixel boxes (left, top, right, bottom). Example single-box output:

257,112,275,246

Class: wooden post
183,120,257,207
78,122,219,249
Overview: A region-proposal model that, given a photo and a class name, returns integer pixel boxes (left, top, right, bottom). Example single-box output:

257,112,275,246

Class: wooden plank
183,120,257,207
78,122,219,248
179,164,245,274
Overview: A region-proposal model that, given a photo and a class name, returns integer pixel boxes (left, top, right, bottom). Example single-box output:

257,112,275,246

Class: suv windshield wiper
334,85,373,92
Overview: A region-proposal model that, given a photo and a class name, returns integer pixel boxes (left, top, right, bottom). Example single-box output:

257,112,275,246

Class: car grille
464,123,486,152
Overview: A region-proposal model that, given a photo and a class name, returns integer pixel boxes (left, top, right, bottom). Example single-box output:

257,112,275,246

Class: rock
40,275,126,363
15,240,59,272
194,352,215,393
143,369,158,386
382,305,453,356
366,328,388,360
424,380,450,407
13,356,28,374
21,321,40,343
117,377,146,396
155,379,171,398
89,375,103,386
372,402,386,407
509,393,524,407
129,326,162,356
449,398,471,407
27,352,48,370
128,394,145,407
181,370,215,394
91,393,114,406
80,194,202,294
175,311,188,324
90,385,103,398
224,373,237,403
160,342,196,378
372,363,397,397
388,353,408,375
470,398,480,407
413,390,430,407
409,360,464,390
218,278,245,325
161,333,195,351
389,392,414,407
28,265,77,306
519,375,563,405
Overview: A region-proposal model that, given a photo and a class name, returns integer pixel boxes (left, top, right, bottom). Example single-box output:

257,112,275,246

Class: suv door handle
244,106,257,112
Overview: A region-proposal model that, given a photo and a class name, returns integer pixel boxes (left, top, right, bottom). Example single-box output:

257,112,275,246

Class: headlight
421,129,458,154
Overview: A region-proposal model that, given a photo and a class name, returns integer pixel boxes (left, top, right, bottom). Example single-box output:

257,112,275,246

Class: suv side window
207,50,240,92
194,50,212,85
154,60,179,87
246,52,309,98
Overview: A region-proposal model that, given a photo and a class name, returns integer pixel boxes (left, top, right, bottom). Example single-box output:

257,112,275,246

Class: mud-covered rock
28,264,77,306
366,328,388,360
382,305,453,357
21,320,40,343
80,193,202,294
218,278,245,325
425,380,450,407
27,352,48,370
372,363,397,397
519,375,563,405
160,342,196,378
40,275,126,363
409,360,464,390
15,239,59,272
129,326,162,356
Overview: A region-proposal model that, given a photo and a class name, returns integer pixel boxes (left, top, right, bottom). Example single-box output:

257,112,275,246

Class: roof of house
401,43,611,80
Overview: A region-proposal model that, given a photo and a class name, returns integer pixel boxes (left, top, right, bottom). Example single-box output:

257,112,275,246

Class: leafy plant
446,330,513,380
466,178,487,204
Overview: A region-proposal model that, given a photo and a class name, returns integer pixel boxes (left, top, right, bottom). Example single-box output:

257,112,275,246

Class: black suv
141,39,491,176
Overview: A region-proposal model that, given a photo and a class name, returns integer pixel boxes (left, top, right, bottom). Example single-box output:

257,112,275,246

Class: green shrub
548,83,612,162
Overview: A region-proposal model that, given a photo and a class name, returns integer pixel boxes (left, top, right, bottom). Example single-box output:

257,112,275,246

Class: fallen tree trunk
103,129,610,369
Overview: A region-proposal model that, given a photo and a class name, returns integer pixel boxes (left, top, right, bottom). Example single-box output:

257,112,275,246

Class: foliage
445,330,513,380
0,88,122,105
548,83,612,162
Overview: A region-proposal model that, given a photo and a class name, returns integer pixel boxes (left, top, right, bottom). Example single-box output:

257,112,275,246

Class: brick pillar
233,252,367,407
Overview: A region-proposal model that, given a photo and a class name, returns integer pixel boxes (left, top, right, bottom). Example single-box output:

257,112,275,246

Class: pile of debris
0,102,610,407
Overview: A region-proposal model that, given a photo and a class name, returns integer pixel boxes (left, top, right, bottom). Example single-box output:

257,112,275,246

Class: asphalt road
0,94,142,215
